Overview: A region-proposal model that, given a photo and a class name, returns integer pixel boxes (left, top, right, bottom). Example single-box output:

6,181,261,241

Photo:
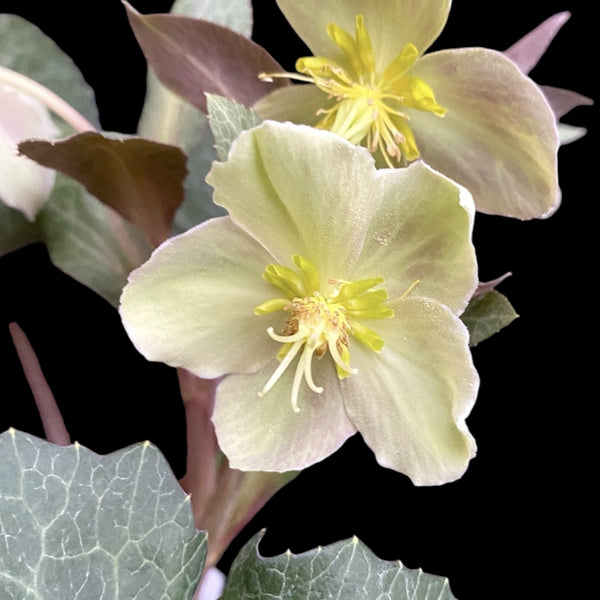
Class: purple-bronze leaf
540,85,594,120
19,132,187,247
124,1,288,113
504,12,570,75
472,272,512,298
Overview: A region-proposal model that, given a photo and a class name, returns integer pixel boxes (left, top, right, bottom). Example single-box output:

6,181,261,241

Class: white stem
0,65,97,133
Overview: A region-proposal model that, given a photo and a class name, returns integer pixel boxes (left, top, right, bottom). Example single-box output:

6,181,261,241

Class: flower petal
342,297,478,486
355,162,477,315
206,121,382,277
253,83,330,126
0,83,58,220
410,48,559,218
213,358,356,472
276,0,451,70
120,216,279,378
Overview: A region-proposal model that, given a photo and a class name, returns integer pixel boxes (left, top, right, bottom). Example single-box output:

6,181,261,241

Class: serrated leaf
462,290,519,346
0,429,206,600
124,1,287,114
38,173,153,307
0,14,100,131
19,132,188,247
207,94,262,161
221,532,457,599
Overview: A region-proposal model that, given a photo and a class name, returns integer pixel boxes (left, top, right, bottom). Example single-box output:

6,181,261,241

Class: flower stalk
0,64,96,133
8,322,70,446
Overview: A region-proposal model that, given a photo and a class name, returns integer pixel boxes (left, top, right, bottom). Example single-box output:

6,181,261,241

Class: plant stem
9,322,70,445
0,65,97,133
177,369,297,570
178,369,220,524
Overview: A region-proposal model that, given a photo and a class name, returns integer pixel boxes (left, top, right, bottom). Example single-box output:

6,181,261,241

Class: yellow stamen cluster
261,15,446,167
254,255,393,412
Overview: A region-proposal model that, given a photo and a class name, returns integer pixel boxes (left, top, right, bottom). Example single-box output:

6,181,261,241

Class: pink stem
177,369,296,571
9,322,70,445
177,369,220,525
0,65,97,133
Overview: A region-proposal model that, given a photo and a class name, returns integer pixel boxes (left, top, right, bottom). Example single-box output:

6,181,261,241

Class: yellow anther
255,256,394,411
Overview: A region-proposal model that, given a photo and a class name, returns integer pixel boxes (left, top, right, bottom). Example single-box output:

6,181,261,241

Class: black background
0,1,596,598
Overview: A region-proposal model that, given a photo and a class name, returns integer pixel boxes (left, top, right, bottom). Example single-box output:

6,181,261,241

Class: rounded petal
276,0,451,69
253,83,328,126
342,297,479,486
355,162,477,314
206,121,382,277
0,83,58,220
213,358,356,472
119,217,280,378
409,48,560,219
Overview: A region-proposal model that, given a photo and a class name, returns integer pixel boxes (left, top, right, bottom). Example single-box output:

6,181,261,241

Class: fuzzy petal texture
213,357,356,472
355,162,477,314
207,121,382,277
0,83,58,220
409,48,560,219
342,297,478,486
276,0,450,68
120,121,479,483
120,217,280,378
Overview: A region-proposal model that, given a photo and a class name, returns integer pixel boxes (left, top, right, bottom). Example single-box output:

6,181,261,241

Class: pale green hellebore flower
0,82,59,220
120,121,480,486
254,0,560,220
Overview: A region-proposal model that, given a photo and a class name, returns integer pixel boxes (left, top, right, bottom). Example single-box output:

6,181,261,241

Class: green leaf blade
0,429,206,600
0,14,100,130
207,94,262,161
222,532,457,599
0,201,42,257
462,289,519,346
38,174,153,307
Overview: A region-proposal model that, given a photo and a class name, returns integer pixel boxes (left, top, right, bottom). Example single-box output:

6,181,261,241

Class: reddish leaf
540,85,594,120
125,1,288,113
19,132,188,247
504,12,571,75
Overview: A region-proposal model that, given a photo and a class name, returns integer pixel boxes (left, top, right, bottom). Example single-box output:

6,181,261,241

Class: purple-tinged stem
177,369,220,525
9,322,70,446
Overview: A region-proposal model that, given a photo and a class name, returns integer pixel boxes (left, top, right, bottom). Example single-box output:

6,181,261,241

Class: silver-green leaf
220,531,457,599
207,94,262,161
38,173,153,307
0,200,42,257
461,290,519,346
169,0,252,35
0,14,100,131
0,429,206,600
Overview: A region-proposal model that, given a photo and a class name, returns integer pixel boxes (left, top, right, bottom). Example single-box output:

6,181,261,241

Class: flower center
260,14,446,168
254,255,394,412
